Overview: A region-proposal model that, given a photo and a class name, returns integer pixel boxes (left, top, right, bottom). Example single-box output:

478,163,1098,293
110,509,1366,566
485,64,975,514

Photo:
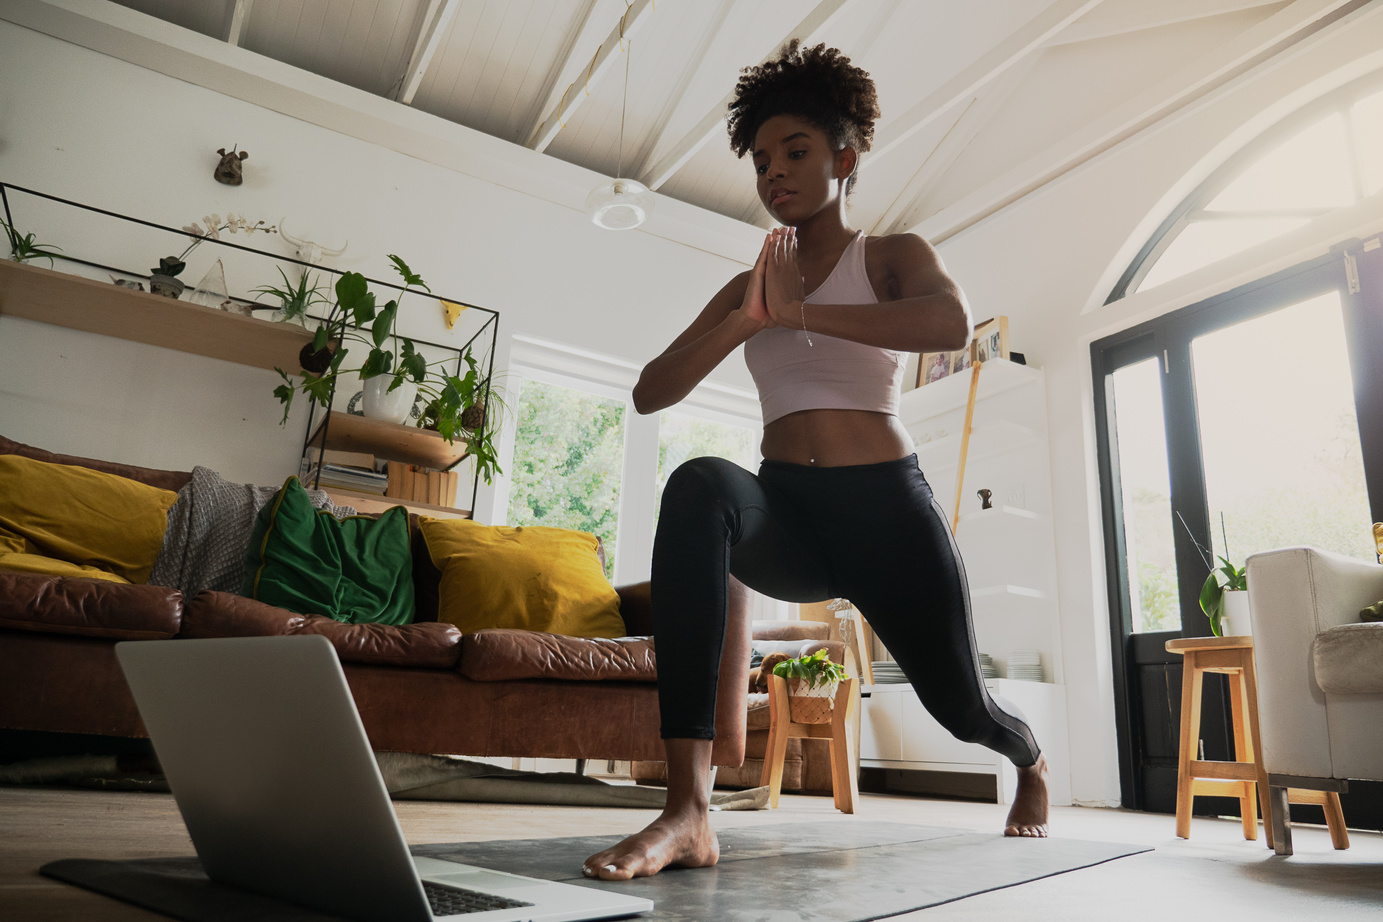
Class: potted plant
1200,555,1248,637
252,265,331,327
150,213,276,299
772,648,849,724
2,217,62,266
270,255,504,485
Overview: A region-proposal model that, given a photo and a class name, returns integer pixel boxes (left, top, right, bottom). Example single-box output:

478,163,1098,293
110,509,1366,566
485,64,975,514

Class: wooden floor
3,782,1381,920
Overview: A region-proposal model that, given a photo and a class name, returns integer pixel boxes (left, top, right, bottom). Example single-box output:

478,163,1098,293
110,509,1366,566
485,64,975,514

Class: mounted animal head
278,217,348,266
214,146,249,185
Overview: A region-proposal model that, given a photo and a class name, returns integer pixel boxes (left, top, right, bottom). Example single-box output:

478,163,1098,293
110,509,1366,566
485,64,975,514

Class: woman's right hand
736,234,775,331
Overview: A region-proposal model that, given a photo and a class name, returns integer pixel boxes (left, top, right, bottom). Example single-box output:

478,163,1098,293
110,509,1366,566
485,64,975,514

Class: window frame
1106,69,1383,303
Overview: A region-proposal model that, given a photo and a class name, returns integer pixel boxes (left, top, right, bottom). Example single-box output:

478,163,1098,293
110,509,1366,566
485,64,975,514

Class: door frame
1090,246,1376,810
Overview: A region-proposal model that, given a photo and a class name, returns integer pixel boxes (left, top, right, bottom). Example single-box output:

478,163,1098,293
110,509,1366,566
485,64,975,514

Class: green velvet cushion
1363,601,1383,622
242,477,414,625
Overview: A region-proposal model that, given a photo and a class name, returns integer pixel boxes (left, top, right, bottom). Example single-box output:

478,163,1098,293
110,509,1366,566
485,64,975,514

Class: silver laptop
115,635,652,922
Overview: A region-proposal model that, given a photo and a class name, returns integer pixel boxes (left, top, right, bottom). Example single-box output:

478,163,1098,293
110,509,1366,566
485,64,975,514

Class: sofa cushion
1313,621,1383,694
243,477,414,625
0,570,182,639
458,629,656,682
419,518,624,639
182,591,462,669
0,454,179,584
0,434,191,492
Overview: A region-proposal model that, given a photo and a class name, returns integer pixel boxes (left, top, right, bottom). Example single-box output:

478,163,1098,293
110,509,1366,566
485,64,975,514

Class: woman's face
751,114,853,225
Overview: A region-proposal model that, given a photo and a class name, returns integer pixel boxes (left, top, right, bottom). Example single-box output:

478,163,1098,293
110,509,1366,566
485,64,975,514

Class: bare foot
1004,753,1050,838
583,808,719,880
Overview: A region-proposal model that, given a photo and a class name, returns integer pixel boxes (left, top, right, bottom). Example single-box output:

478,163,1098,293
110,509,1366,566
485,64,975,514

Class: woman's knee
662,456,750,509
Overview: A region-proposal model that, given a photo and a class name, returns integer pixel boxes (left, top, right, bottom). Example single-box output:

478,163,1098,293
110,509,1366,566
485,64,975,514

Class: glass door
1093,248,1382,813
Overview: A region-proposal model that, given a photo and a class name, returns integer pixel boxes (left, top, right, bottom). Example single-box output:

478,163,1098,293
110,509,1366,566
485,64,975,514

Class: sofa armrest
1247,546,1383,777
614,580,652,636
753,620,831,642
0,570,182,639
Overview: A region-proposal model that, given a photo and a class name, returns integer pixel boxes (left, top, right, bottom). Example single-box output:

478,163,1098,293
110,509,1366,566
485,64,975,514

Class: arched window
1108,71,1383,302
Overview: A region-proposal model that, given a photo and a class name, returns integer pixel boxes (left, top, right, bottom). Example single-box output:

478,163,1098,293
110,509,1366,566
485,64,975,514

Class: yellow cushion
420,517,624,638
0,455,178,583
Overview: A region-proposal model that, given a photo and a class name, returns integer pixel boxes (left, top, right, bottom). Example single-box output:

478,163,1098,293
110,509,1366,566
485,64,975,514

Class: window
1111,72,1383,300
654,409,757,531
506,377,627,578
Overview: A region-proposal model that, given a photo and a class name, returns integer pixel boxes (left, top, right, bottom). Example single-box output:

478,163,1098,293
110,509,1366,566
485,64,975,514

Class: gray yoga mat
41,821,1150,921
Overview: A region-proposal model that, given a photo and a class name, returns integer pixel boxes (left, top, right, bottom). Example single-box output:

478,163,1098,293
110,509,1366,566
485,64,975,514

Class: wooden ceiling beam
223,0,252,47
912,0,1372,244
1051,0,1286,46
639,0,856,191
871,56,1040,236
868,0,1105,165
628,0,736,179
525,0,656,153
394,0,461,105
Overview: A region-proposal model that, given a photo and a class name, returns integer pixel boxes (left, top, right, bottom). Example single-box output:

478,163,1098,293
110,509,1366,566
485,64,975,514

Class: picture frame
915,316,1010,387
972,315,1009,364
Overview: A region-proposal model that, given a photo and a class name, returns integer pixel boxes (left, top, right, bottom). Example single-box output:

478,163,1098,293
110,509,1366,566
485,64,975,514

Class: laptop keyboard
423,880,535,916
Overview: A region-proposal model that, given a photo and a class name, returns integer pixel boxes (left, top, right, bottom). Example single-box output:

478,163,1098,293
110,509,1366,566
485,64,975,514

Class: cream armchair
1246,546,1383,855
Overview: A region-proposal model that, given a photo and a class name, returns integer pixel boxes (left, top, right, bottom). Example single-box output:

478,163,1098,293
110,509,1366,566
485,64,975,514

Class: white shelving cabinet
859,359,1071,805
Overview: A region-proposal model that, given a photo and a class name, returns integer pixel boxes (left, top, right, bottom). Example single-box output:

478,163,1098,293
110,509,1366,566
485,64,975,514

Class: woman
584,40,1049,881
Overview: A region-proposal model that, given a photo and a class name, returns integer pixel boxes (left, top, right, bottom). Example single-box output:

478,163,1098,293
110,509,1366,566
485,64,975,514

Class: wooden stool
1165,637,1348,850
760,675,858,813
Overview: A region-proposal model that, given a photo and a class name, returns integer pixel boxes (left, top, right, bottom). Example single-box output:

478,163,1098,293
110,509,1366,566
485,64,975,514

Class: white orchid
172,213,277,266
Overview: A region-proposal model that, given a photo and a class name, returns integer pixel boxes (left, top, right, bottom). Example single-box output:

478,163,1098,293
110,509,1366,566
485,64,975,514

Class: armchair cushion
1313,622,1383,694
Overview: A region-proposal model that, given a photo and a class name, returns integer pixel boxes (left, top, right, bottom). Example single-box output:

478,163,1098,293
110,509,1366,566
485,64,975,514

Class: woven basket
787,678,839,724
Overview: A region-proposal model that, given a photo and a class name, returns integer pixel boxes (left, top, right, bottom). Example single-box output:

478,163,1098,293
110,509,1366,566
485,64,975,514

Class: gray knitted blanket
148,466,355,598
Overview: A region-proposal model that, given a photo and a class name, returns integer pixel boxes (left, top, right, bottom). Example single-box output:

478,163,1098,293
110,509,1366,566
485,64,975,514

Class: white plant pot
1220,589,1251,638
361,376,416,425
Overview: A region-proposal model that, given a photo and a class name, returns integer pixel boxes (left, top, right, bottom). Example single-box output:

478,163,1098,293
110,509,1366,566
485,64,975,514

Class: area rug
41,821,1150,921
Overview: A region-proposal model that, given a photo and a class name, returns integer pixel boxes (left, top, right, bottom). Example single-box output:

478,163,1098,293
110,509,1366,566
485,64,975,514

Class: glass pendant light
587,32,651,230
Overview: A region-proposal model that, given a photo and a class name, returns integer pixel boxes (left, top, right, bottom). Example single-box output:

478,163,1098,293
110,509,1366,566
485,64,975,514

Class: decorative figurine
214,146,249,185
978,488,993,510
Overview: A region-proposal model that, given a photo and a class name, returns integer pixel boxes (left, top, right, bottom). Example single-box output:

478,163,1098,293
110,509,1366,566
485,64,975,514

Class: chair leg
1227,671,1258,841
1270,785,1293,856
1175,654,1204,839
829,678,857,814
1322,791,1350,850
761,675,792,809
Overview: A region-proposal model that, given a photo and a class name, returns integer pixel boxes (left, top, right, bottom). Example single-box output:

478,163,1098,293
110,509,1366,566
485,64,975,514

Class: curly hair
726,40,880,196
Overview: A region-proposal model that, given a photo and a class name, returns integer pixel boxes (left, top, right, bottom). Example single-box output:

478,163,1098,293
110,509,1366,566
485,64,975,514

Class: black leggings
650,454,1040,767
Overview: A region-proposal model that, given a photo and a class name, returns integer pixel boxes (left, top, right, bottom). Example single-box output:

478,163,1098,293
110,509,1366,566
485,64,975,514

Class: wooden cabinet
858,359,1071,805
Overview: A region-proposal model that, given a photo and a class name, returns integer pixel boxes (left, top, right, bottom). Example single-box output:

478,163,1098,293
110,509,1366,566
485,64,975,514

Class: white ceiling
104,0,1372,240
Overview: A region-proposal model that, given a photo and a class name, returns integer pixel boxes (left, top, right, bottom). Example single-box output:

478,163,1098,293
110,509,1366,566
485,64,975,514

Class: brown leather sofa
0,436,751,767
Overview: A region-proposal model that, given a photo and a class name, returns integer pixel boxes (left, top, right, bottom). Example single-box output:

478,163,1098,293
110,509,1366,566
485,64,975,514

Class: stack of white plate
870,662,909,684
978,653,999,679
1007,651,1044,682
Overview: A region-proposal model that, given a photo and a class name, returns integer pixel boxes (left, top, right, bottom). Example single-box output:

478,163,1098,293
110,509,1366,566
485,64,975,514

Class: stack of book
385,461,458,507
299,449,387,495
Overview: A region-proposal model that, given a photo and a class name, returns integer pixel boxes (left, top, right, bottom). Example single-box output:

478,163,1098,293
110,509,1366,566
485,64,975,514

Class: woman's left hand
764,227,805,327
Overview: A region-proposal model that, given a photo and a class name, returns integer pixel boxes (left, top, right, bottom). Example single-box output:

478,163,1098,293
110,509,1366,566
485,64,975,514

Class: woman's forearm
633,313,761,415
793,292,970,353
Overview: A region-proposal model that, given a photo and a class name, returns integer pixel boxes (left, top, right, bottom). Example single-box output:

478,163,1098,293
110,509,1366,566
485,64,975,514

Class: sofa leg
1270,785,1293,856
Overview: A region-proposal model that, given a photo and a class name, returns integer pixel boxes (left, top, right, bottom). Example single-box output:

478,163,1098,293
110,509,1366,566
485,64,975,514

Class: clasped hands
739,226,806,332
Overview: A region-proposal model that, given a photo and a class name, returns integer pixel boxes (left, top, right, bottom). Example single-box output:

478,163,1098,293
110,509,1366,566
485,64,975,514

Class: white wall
930,16,1383,806
0,18,753,492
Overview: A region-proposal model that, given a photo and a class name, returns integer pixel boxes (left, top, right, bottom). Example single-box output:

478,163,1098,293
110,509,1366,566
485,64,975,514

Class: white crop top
743,230,906,425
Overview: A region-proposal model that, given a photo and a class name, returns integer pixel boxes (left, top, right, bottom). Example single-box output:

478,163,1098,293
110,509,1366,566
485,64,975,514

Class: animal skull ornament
214,146,249,185
278,217,348,266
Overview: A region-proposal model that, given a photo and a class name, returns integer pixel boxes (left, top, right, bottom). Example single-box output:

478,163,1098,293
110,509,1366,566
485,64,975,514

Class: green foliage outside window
506,378,625,579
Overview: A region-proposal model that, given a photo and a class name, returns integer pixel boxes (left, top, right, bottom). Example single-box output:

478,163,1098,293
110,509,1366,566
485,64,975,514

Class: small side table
760,675,858,813
1165,636,1348,850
